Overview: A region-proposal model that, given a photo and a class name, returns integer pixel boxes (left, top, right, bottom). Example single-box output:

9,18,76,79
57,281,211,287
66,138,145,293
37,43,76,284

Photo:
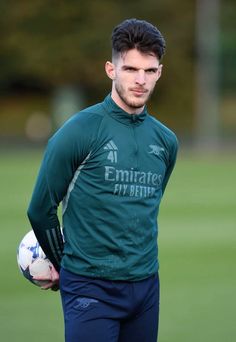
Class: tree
0,0,195,135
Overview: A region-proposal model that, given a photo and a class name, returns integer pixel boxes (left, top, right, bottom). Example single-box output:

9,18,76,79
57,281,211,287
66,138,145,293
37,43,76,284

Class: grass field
0,149,235,342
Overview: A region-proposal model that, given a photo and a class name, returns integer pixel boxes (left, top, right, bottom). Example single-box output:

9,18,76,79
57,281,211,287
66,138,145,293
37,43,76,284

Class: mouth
130,88,148,96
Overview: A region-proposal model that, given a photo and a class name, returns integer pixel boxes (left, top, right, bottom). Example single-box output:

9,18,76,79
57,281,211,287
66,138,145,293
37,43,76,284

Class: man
28,18,178,342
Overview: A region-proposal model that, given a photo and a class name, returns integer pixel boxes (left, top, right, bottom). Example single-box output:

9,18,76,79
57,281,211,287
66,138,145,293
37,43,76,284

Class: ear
105,61,116,80
156,64,163,80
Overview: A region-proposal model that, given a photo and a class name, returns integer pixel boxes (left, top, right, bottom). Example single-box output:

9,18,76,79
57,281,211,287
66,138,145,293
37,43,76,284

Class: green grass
0,149,63,341
0,149,235,341
159,153,236,341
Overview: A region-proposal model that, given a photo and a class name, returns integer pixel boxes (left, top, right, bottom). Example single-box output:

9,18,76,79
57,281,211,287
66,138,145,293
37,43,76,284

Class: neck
111,91,144,115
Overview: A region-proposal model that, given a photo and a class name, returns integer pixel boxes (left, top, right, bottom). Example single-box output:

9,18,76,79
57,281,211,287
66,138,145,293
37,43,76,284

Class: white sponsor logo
104,166,162,198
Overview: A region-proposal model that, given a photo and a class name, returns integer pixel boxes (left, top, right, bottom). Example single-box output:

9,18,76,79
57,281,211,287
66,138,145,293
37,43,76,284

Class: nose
135,70,146,85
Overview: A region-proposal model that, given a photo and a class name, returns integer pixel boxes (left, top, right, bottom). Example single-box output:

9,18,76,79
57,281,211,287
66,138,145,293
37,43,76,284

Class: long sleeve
161,133,178,195
27,115,90,271
27,95,179,281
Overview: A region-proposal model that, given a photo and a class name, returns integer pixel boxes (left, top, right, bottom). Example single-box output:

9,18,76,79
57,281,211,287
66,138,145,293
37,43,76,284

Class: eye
146,69,158,74
124,67,136,72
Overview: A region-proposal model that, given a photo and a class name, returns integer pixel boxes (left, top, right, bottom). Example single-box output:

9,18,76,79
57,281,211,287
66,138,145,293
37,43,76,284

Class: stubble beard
115,83,154,111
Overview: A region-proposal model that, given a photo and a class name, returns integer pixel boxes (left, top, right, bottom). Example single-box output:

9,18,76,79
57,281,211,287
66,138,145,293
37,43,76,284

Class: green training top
28,94,178,281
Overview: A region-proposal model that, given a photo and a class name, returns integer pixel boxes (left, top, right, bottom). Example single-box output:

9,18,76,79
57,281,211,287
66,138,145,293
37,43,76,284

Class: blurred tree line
0,0,235,144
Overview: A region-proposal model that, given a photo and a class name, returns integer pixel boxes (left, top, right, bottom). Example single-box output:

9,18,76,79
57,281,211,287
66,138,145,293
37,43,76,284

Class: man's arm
27,140,70,271
27,117,87,273
161,134,178,195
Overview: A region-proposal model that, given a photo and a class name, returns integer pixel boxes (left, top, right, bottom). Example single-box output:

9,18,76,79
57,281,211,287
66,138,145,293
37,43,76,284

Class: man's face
106,49,162,114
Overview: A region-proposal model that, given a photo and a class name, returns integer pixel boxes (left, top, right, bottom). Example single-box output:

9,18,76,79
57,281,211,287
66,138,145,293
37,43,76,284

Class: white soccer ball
17,230,53,287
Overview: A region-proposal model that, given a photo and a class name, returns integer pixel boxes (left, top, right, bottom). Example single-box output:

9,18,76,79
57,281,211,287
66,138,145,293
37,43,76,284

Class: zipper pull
131,114,137,122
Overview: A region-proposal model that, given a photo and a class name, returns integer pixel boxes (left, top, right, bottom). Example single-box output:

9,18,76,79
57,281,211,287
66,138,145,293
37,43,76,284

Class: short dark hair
111,18,166,61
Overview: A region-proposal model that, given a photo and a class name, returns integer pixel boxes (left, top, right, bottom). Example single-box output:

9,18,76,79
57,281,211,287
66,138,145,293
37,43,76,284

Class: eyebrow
122,65,159,72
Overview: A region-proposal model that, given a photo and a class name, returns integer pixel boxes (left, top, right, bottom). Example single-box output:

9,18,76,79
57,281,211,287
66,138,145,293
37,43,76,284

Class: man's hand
33,264,60,291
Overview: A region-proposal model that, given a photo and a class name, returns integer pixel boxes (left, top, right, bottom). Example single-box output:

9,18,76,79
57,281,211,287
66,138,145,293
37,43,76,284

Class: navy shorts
60,268,160,342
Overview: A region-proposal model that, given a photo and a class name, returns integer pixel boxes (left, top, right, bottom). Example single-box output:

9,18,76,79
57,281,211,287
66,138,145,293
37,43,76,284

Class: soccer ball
17,230,53,287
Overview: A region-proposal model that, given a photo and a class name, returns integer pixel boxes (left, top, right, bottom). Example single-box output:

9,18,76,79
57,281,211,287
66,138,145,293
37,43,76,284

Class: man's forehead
117,49,160,66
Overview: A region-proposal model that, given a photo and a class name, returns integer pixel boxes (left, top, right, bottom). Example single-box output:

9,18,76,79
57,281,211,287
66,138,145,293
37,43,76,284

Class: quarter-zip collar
103,94,147,126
